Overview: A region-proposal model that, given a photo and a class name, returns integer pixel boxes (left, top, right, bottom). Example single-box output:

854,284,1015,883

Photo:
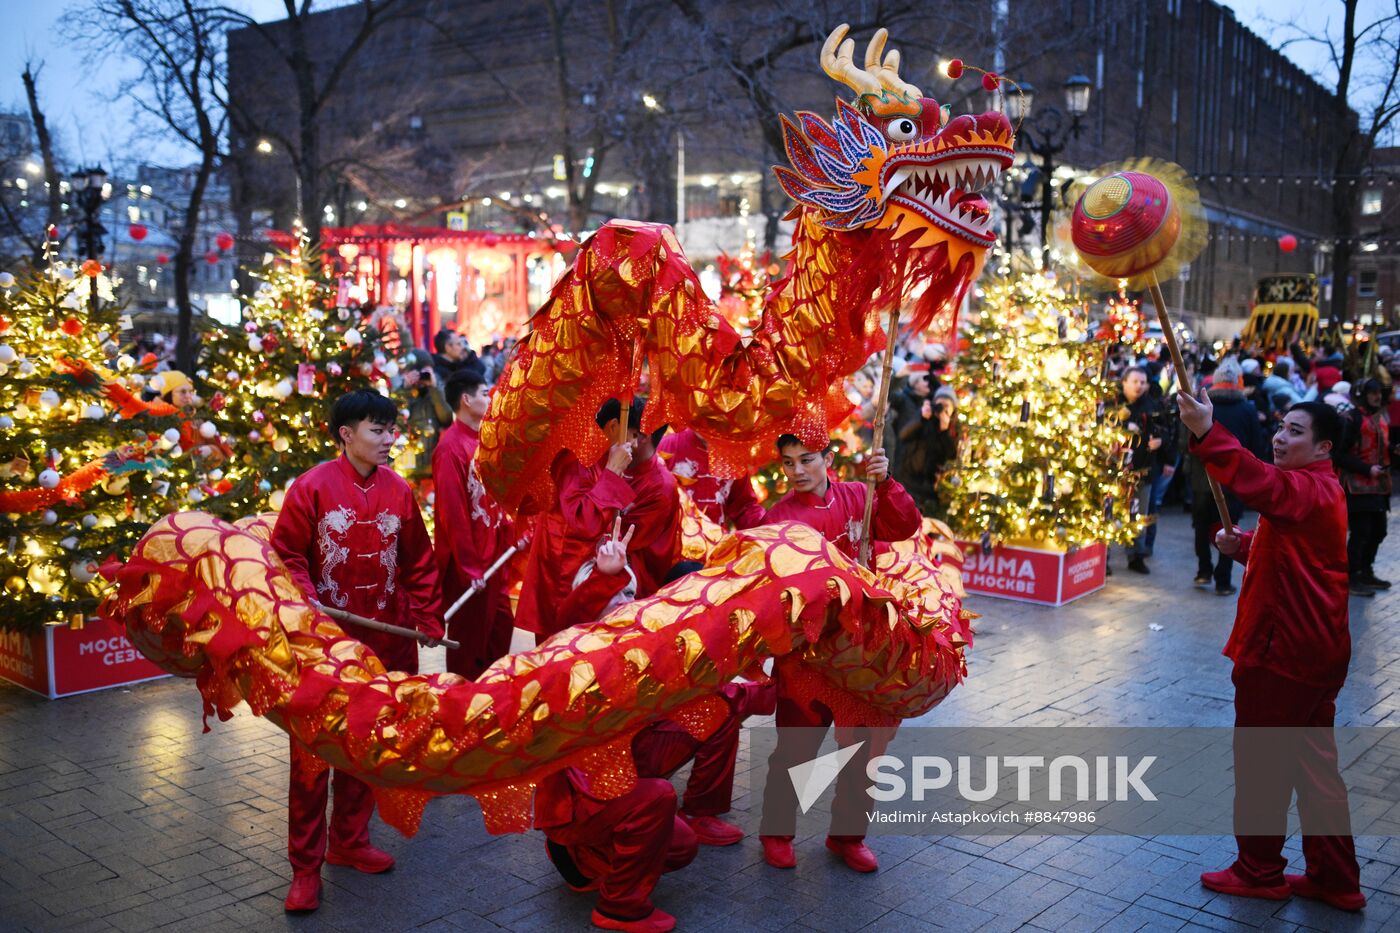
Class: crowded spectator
1184,358,1261,596
1336,377,1391,597
432,329,485,384
1119,366,1176,574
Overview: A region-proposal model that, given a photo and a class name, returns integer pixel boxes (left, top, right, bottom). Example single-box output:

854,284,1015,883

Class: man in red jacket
758,435,920,874
518,398,679,639
271,390,444,912
536,523,772,933
1178,392,1364,912
432,370,516,677
657,428,765,529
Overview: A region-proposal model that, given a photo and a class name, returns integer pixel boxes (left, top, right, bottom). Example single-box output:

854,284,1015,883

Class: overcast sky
0,0,1391,172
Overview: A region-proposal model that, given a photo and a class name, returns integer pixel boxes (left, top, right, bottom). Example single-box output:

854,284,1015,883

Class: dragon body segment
105,26,998,839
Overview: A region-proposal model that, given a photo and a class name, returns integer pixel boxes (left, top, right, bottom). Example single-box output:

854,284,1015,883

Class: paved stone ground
3,510,1400,932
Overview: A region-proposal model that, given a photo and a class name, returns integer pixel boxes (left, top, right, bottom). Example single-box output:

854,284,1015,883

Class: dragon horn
821,23,883,97
823,24,924,104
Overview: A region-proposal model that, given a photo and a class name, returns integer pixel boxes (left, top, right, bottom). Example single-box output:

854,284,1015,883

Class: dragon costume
102,26,1010,836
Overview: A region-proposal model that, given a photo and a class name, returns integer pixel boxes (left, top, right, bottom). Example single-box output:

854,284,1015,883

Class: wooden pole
858,304,903,567
616,333,646,446
317,603,460,651
442,533,531,623
1147,272,1233,532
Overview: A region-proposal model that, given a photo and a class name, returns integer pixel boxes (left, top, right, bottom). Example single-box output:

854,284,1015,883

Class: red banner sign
0,618,167,698
957,541,1106,606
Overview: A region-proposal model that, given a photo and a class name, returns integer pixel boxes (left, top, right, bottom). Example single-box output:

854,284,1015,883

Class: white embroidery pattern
671,458,698,480
316,506,355,607
374,511,402,609
467,459,501,528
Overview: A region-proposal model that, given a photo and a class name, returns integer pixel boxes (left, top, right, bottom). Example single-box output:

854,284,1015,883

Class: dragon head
774,25,1015,280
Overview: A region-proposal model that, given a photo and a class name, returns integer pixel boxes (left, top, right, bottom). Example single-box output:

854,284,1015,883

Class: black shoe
1362,573,1392,590
1214,584,1237,596
1349,581,1376,598
1193,574,1211,587
1127,557,1150,575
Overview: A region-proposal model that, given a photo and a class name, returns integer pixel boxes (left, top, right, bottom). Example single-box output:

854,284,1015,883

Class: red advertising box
0,617,168,699
957,539,1107,606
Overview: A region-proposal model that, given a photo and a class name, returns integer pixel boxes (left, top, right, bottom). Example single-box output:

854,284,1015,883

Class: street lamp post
1006,75,1092,270
71,165,110,312
256,138,303,226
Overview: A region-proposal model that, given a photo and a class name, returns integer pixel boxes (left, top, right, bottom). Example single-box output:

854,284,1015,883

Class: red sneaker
826,837,878,873
682,813,744,846
1199,867,1290,900
760,835,796,869
590,907,677,932
325,844,395,874
1285,873,1367,911
283,873,321,912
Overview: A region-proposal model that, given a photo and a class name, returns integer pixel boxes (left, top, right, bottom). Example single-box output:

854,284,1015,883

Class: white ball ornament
82,514,98,529
0,345,15,364
56,267,75,281
169,445,183,458
41,510,57,525
383,361,400,379
0,416,12,430
0,272,14,288
273,379,294,400
208,469,224,481
248,335,263,353
117,354,135,370
70,560,99,584
269,489,287,510
187,488,205,504
39,390,60,409
344,328,363,347
83,404,105,420
199,421,218,439
18,360,35,376
273,436,289,453
162,428,181,446
60,536,78,551
38,469,60,488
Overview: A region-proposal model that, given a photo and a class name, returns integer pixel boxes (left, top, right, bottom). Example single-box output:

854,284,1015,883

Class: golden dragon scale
102,512,969,837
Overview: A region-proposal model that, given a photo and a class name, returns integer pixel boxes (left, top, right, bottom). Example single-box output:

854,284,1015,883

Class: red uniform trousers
1231,664,1361,894
444,578,514,679
542,681,771,918
287,634,416,874
546,778,697,920
760,681,894,843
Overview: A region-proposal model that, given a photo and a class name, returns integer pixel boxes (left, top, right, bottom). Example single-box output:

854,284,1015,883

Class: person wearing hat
1336,377,1391,596
154,370,196,410
1183,358,1262,595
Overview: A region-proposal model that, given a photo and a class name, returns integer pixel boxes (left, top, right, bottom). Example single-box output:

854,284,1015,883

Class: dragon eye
886,118,919,142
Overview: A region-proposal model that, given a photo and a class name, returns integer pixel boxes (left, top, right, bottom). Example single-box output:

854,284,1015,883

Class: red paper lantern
47,225,60,240
204,251,220,265
80,259,102,278
61,317,83,336
982,72,1000,91
946,59,964,79
156,253,169,265
215,232,235,251
128,223,148,241
1278,234,1298,253
482,233,500,247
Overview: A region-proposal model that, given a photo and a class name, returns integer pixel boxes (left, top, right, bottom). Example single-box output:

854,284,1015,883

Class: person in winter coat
1184,358,1262,595
1119,367,1176,574
1335,377,1391,596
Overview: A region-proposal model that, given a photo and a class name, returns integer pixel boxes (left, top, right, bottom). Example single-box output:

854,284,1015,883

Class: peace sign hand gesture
596,515,635,576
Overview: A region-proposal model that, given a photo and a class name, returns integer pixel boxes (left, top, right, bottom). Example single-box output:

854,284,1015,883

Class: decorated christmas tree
939,273,1147,549
0,250,204,630
198,236,414,517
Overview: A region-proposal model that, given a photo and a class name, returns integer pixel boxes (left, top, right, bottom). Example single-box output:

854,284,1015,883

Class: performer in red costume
657,427,765,529
537,522,773,933
271,390,443,912
432,370,516,677
1177,393,1365,913
518,398,679,639
759,435,920,873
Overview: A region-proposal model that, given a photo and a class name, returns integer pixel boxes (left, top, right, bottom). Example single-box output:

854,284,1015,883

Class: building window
1358,269,1378,298
1362,189,1383,215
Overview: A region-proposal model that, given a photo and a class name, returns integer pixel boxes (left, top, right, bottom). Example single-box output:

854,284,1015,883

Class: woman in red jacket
1177,392,1365,913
